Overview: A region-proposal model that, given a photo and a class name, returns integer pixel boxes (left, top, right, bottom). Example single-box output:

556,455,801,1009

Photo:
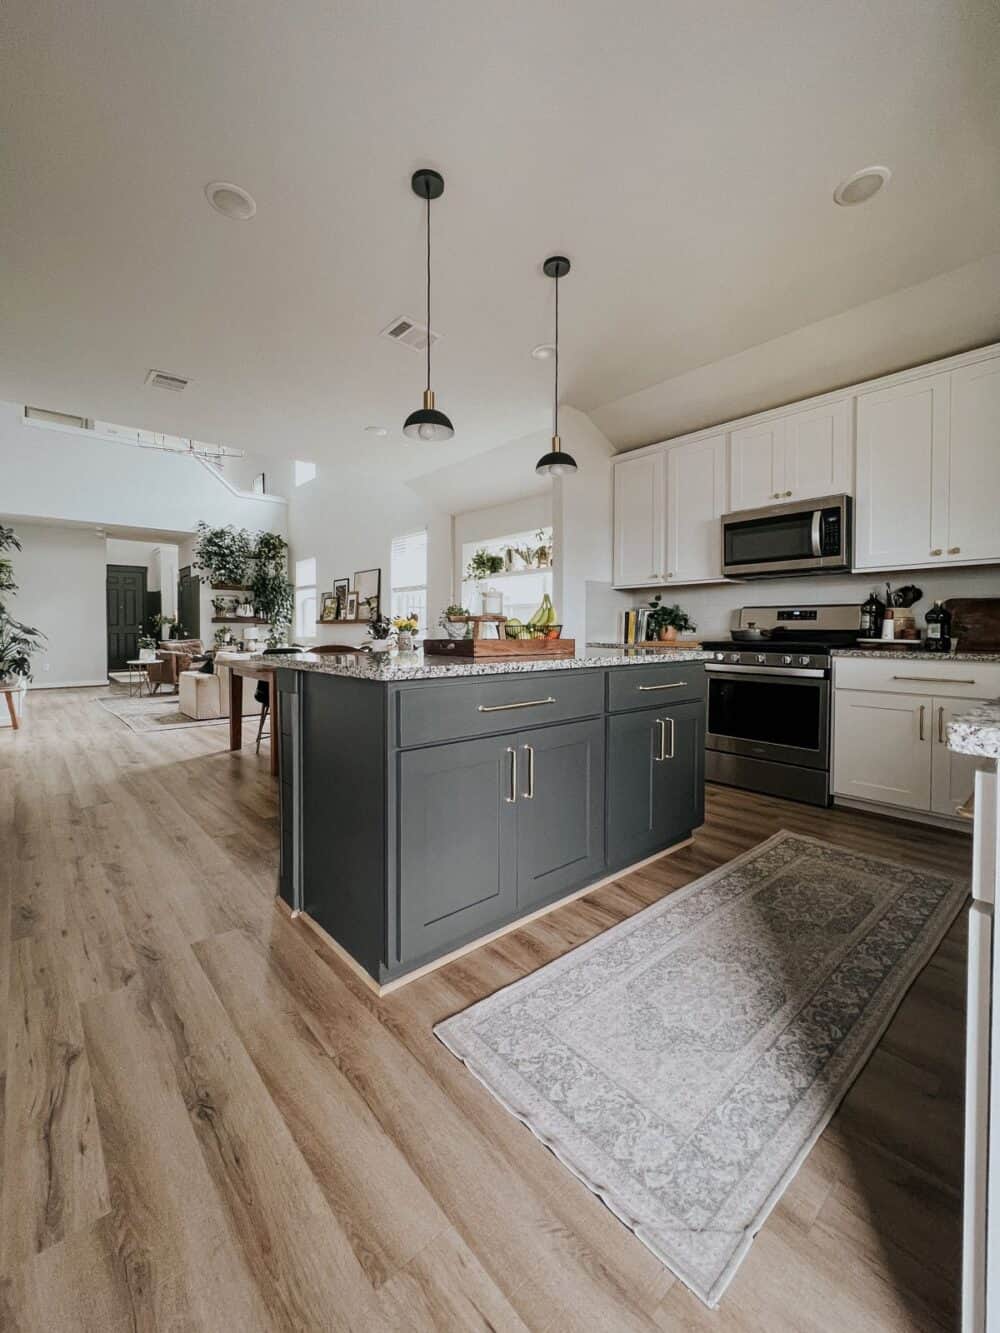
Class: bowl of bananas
505,595,561,640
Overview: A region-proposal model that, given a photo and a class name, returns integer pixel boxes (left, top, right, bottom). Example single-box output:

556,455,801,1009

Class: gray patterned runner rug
434,831,966,1307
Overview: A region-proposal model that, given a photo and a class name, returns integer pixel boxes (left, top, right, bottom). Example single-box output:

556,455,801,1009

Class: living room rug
435,831,966,1307
96,694,251,733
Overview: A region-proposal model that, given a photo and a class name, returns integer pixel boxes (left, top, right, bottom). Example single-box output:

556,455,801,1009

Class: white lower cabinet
833,690,933,810
832,659,1000,820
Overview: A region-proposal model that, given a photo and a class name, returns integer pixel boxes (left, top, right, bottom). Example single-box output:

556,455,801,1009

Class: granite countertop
832,648,1000,662
947,700,1000,759
257,646,711,682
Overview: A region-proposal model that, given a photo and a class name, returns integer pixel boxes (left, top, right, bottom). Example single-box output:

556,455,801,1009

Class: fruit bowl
504,623,562,641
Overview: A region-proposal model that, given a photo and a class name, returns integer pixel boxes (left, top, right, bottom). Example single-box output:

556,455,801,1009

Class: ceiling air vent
145,369,189,392
24,405,89,429
379,317,440,353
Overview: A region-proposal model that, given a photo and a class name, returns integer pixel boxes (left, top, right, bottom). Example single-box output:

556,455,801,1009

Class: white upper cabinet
729,399,851,512
783,399,852,501
854,372,950,571
945,357,1000,564
613,452,666,587
729,420,785,511
665,435,727,584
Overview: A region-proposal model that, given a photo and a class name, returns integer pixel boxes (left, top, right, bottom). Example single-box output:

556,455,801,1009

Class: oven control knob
728,653,741,664
756,653,766,664
798,655,811,667
715,652,725,661
780,655,793,665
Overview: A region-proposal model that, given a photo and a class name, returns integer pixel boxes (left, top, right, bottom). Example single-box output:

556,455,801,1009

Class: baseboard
275,835,696,998
833,794,972,834
31,679,109,690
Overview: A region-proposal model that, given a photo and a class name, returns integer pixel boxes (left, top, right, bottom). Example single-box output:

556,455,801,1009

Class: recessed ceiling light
205,181,257,221
833,165,891,207
365,425,388,436
531,344,556,360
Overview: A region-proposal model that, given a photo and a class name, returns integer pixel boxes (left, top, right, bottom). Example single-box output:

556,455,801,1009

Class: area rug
434,831,967,1307
96,693,255,733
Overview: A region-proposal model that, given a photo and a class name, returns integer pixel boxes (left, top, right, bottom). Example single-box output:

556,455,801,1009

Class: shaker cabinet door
946,358,1000,564
782,398,852,501
854,372,950,570
515,718,605,910
613,452,666,587
729,420,785,511
930,696,992,818
832,690,933,810
397,735,517,964
665,434,727,583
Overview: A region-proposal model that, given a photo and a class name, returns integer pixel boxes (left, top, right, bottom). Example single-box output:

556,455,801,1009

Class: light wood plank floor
0,685,969,1330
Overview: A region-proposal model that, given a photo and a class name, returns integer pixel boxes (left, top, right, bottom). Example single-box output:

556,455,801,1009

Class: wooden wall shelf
212,616,267,624
316,619,370,626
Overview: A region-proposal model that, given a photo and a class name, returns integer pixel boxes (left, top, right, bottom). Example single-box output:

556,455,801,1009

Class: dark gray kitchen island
267,647,709,992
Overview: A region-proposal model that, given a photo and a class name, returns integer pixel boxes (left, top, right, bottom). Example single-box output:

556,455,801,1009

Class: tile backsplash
585,565,1000,643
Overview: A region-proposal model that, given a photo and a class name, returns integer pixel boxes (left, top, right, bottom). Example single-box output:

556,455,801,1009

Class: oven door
705,667,830,770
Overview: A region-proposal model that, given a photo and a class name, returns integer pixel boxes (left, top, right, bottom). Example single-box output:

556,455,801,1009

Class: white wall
592,252,1000,451
600,565,1000,643
4,521,107,687
551,409,618,647
0,400,288,537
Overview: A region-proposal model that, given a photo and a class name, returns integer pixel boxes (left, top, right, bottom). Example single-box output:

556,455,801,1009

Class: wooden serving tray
422,637,576,659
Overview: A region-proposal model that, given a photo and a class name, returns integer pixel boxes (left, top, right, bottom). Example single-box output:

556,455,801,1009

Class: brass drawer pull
478,696,556,713
637,681,687,692
655,718,666,762
892,675,976,685
505,748,517,803
937,705,944,744
522,744,534,799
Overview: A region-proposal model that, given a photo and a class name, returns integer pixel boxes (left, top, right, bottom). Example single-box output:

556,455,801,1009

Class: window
460,526,553,623
294,557,317,639
390,530,428,632
294,460,317,487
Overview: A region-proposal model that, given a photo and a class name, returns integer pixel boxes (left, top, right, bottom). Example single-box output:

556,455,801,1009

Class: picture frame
353,568,381,621
333,578,349,619
345,591,359,620
319,591,340,623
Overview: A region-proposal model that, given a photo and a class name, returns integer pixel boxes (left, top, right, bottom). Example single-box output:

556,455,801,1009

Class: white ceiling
2,0,999,480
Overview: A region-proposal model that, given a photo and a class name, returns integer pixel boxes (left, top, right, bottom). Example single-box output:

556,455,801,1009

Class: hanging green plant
192,522,255,588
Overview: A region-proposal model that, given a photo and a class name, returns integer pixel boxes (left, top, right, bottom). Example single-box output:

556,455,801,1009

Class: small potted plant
466,549,505,581
533,529,552,568
392,613,420,652
367,613,394,652
137,634,157,662
439,604,469,639
646,596,697,643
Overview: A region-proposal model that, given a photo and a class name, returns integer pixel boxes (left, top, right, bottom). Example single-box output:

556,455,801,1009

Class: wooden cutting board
944,598,1000,651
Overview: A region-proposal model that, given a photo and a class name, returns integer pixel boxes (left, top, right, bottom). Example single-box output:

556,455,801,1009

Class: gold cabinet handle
937,705,944,744
505,747,517,803
930,548,942,556
638,681,687,692
655,718,667,762
784,490,793,497
665,715,675,760
522,744,534,799
892,675,976,685
948,547,961,555
918,704,925,742
478,696,556,713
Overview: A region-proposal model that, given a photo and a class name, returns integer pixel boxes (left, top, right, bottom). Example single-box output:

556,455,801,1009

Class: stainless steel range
703,603,861,807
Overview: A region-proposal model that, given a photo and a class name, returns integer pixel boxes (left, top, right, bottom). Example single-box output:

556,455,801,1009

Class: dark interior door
106,564,147,670
177,565,201,640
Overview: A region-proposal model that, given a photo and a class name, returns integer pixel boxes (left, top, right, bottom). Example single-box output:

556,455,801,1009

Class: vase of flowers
392,614,420,652
645,596,697,643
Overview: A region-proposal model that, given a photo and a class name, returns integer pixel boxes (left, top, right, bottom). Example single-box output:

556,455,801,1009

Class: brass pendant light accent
403,169,454,442
535,255,577,476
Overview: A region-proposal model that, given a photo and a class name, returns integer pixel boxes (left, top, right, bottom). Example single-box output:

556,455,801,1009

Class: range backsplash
586,564,1000,643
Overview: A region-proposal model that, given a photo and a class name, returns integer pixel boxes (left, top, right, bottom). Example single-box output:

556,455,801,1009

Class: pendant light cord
553,270,559,437
425,192,431,394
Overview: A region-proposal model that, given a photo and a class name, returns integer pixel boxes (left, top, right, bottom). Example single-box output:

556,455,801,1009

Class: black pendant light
535,255,578,477
403,169,454,442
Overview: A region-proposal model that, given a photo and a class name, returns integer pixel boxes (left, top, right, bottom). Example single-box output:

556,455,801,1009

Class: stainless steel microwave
721,494,852,578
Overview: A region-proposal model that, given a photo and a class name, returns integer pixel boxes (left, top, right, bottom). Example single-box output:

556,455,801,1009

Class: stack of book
620,607,651,644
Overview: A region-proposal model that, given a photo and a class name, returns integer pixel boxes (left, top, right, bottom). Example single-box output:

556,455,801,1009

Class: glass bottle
924,601,952,654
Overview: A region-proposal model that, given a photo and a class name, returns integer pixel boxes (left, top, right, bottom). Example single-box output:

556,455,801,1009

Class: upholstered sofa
147,639,205,694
